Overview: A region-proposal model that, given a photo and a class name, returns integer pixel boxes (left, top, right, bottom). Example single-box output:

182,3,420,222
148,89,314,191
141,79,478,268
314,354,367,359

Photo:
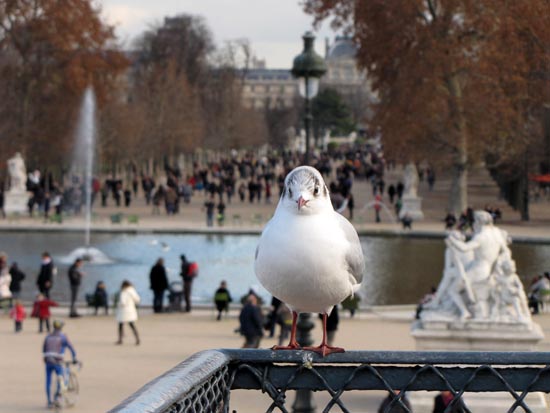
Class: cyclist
42,319,77,408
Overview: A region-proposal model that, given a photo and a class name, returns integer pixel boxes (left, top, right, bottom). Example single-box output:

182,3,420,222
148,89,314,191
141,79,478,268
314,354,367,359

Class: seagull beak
297,196,308,210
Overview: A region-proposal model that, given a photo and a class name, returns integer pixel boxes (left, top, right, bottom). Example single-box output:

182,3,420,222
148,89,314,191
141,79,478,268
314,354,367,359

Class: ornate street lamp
291,31,327,165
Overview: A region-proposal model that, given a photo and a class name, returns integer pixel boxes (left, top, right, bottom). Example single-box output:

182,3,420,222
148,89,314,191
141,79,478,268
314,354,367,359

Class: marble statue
422,210,531,324
398,162,424,220
403,163,419,198
7,152,26,193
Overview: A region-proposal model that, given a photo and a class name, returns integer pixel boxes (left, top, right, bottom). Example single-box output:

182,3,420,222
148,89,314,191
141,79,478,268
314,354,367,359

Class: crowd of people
0,145,391,225
444,205,503,232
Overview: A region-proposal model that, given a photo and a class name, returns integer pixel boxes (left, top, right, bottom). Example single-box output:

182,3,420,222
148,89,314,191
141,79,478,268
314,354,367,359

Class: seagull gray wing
334,212,365,284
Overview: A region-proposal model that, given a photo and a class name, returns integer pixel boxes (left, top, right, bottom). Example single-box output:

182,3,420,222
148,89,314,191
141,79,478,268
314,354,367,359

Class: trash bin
110,213,123,224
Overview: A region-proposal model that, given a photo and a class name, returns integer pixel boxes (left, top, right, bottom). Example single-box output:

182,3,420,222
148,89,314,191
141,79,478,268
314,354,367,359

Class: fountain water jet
64,87,111,264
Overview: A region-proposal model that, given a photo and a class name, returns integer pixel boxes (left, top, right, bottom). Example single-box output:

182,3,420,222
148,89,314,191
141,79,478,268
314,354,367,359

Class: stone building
241,36,375,117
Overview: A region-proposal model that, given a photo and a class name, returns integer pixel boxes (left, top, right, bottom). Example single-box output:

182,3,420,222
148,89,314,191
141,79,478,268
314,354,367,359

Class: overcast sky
99,0,337,68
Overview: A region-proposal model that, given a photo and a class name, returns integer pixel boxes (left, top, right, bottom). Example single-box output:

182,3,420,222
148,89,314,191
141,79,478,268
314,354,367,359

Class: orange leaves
0,0,128,166
304,0,550,167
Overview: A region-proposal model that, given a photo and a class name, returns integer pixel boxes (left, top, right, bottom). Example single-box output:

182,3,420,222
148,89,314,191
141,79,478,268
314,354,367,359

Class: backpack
187,262,199,278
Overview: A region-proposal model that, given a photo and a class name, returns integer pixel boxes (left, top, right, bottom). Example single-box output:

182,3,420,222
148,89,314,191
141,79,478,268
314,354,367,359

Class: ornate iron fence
108,349,550,413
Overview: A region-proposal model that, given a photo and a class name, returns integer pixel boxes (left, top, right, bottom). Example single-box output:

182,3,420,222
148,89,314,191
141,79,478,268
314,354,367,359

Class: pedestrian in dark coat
239,294,264,348
9,262,26,299
36,252,55,298
68,258,84,317
150,258,169,313
396,181,404,200
180,254,198,312
387,184,396,204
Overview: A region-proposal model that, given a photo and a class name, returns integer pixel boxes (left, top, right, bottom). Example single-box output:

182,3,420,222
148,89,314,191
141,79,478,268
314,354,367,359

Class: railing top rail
219,349,550,365
107,350,230,413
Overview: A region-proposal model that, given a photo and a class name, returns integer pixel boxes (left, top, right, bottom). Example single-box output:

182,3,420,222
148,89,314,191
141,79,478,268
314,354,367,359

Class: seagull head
280,166,332,215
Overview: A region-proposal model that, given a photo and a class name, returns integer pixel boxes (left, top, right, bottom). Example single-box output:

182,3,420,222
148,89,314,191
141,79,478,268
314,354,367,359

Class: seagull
254,166,364,356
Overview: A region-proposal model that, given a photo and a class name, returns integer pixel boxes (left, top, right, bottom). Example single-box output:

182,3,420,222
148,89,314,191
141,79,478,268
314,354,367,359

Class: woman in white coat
116,280,141,345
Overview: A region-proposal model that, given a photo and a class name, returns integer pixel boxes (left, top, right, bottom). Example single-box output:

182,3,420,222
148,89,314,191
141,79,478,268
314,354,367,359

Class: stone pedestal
410,319,546,412
4,191,29,214
411,319,544,351
398,195,424,221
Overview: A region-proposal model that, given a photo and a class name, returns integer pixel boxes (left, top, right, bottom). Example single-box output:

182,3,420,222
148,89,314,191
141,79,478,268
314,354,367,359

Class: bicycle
53,360,82,411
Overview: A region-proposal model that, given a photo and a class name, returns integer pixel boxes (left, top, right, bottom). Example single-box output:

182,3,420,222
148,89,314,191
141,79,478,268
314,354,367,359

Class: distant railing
108,349,550,413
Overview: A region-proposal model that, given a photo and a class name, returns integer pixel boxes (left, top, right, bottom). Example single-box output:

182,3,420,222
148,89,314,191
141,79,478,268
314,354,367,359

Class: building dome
326,36,356,61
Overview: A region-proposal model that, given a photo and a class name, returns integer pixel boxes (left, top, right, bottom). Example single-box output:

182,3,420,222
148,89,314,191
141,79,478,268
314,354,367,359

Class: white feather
254,166,365,314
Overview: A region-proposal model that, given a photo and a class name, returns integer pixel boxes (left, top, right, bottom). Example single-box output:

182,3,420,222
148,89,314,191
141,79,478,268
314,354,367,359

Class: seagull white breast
255,204,364,314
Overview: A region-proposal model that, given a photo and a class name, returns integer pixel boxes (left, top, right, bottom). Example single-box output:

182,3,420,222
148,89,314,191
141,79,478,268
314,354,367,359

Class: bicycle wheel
62,372,79,407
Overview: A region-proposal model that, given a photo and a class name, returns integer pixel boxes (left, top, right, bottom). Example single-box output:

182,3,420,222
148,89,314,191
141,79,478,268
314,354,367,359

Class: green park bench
127,214,139,224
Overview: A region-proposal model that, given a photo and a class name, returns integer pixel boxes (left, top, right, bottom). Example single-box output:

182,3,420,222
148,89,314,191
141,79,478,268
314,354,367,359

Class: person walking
267,296,282,338
42,320,77,409
214,280,232,321
203,195,215,227
36,252,55,298
347,193,355,221
387,184,396,204
33,293,58,333
374,193,382,223
115,280,141,345
68,258,84,317
276,303,292,346
9,299,26,332
150,258,169,313
0,252,12,308
180,255,198,312
239,294,264,348
9,262,26,299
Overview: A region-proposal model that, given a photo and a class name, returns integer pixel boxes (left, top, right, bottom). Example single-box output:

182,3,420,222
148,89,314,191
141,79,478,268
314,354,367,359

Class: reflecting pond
2,232,549,306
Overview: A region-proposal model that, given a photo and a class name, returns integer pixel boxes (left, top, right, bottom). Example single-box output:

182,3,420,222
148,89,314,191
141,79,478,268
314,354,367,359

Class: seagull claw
272,340,301,351
302,345,345,357
272,344,302,351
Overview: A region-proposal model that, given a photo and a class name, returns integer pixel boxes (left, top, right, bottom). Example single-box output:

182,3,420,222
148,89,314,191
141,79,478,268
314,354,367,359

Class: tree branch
426,0,437,21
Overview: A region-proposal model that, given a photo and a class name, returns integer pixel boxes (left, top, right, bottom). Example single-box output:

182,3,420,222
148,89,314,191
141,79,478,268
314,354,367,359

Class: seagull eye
313,187,319,196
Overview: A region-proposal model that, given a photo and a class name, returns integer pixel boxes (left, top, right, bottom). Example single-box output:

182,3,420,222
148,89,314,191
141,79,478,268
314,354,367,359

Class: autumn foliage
0,0,128,169
304,0,550,214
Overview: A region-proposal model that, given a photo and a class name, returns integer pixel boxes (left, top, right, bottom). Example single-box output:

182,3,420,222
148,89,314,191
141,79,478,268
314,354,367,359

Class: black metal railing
108,349,550,413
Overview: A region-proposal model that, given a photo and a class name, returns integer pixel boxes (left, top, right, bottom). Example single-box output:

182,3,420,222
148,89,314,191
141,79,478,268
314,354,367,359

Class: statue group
421,210,531,324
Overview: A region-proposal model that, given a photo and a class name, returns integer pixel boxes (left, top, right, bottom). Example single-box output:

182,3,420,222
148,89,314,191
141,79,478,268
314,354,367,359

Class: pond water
2,232,549,306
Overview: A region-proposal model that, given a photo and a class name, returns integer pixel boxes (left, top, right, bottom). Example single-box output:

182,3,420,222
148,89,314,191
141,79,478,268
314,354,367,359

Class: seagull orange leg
303,312,345,357
272,311,301,350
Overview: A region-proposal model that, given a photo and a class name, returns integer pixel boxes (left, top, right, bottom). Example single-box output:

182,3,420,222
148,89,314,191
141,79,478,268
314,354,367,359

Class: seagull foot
303,345,345,357
272,341,301,351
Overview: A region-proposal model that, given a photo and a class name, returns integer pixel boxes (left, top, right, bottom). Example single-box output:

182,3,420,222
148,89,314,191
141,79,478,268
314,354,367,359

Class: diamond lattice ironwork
109,350,550,413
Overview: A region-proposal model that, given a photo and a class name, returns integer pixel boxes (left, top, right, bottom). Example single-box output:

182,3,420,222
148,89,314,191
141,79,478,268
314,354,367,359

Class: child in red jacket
9,300,27,332
32,293,58,333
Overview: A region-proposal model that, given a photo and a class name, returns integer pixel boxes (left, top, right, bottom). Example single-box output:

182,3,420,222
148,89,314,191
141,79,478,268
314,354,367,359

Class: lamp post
291,32,327,165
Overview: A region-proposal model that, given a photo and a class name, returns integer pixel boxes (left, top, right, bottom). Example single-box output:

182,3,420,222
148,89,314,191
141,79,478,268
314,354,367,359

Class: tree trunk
447,74,469,216
449,161,468,217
